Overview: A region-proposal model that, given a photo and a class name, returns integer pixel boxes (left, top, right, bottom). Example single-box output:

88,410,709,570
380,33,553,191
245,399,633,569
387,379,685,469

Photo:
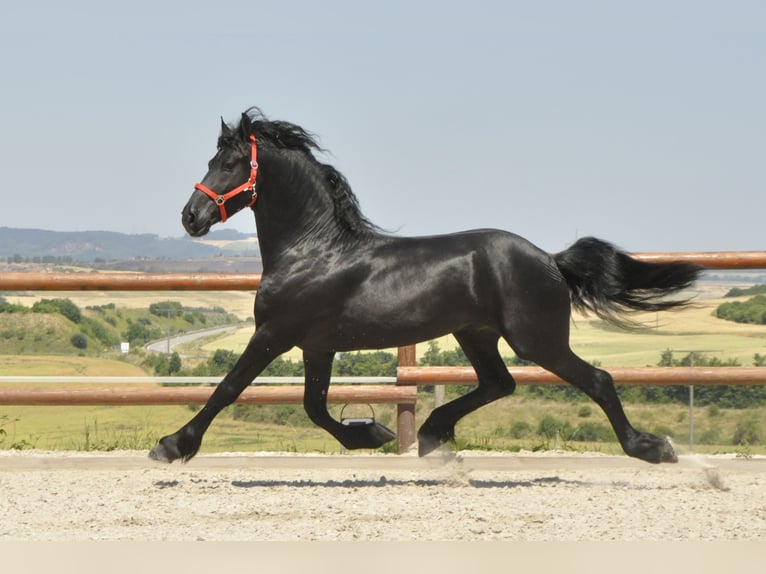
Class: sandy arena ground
1,449,765,542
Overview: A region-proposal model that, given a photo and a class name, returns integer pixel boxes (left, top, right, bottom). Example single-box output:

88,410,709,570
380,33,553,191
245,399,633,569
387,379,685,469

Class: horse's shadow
228,475,586,489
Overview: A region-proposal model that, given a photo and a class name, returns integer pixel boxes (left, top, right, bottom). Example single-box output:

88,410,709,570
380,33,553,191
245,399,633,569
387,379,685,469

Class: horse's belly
300,294,484,352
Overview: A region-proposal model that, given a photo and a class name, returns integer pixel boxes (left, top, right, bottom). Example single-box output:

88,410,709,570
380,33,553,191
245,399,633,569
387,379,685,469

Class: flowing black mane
225,107,381,238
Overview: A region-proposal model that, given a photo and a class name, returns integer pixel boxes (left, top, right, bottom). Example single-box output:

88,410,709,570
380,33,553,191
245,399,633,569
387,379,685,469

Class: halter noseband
194,134,259,222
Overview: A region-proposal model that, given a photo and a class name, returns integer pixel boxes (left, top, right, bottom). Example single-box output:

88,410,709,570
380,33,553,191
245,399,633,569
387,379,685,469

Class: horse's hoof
340,422,397,449
659,437,678,463
417,435,443,457
368,422,397,446
627,432,678,464
148,433,198,464
148,442,175,463
417,419,454,457
417,428,453,457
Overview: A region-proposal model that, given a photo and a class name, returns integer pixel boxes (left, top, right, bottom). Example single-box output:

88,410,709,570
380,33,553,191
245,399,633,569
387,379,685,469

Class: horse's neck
254,160,340,271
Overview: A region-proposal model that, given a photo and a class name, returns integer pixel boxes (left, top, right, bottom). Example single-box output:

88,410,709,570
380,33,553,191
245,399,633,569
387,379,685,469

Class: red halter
194,134,259,222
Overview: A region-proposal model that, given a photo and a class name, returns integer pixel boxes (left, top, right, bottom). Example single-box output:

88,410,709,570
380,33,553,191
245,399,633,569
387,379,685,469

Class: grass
0,354,147,376
0,403,374,454
2,389,763,456
0,314,80,355
451,390,766,456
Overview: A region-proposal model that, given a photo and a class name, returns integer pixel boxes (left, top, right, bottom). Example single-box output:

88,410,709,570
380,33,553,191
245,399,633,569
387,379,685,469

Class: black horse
150,108,701,465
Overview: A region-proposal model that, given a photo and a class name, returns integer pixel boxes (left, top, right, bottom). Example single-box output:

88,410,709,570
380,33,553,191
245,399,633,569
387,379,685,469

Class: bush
230,404,312,427
149,301,183,318
208,349,239,376
70,333,88,349
0,298,28,314
715,295,766,325
122,321,161,345
144,352,182,376
699,427,722,445
262,356,304,377
80,316,120,348
572,421,614,442
509,420,533,439
733,416,762,446
537,415,574,441
333,351,396,376
419,340,469,366
725,284,766,297
32,298,81,323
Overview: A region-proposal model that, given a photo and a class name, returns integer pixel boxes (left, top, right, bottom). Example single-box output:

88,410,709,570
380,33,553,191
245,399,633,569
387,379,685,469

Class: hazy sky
1,1,763,252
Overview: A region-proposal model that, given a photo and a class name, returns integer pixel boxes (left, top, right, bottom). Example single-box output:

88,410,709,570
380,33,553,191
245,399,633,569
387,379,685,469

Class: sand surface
2,450,765,541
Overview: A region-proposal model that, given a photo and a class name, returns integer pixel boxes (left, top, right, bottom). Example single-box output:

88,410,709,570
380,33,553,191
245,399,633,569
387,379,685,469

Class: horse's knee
479,373,516,399
499,375,516,395
588,368,619,402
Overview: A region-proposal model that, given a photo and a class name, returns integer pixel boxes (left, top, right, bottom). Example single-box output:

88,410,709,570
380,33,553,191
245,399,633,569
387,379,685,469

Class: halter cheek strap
194,134,259,223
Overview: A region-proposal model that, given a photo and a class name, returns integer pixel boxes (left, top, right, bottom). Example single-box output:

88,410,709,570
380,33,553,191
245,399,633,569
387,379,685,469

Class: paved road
145,325,241,354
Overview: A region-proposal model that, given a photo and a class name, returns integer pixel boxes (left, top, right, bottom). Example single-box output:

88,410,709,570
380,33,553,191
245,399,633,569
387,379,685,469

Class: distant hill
0,227,260,263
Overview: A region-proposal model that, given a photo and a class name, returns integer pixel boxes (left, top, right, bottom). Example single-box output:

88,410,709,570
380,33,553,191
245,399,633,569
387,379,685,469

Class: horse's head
182,113,259,237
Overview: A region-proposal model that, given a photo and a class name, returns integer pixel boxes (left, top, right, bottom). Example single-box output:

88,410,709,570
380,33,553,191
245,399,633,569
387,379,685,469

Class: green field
1,286,765,455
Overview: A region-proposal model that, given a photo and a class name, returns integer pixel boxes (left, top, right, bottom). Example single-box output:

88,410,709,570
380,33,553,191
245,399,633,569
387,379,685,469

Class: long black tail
554,237,703,328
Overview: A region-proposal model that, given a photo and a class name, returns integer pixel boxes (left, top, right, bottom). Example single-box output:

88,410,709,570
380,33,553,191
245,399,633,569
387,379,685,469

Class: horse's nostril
182,205,196,225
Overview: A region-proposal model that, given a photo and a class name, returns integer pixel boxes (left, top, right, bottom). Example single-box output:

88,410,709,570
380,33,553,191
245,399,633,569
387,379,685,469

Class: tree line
715,295,766,325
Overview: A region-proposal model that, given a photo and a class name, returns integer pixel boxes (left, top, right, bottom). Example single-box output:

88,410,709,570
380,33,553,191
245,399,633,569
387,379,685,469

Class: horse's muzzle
181,200,213,237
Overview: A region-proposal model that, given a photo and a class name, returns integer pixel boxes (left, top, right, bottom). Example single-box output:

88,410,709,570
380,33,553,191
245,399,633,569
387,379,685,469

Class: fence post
396,344,417,453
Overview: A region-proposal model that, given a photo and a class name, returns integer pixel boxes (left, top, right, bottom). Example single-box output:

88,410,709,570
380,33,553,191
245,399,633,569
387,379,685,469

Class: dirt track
2,450,765,541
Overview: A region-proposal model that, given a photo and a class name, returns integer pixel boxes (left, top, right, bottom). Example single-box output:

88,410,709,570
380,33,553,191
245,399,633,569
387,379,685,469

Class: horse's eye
221,157,238,171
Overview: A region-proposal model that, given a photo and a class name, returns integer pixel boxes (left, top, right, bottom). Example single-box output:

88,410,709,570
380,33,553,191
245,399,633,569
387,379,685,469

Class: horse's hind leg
418,327,516,456
497,263,677,464
506,302,676,463
540,350,677,463
302,350,396,450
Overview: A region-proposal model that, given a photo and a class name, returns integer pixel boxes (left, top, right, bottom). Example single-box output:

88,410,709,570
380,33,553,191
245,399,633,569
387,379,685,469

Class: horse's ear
220,117,231,136
239,112,252,140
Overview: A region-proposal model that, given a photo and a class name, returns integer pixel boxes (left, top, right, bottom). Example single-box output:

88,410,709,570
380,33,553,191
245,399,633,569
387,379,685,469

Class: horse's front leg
302,350,396,450
149,328,290,463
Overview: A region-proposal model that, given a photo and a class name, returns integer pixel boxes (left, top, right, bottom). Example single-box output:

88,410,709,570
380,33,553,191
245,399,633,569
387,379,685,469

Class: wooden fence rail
0,272,261,291
1,250,765,293
0,385,416,407
397,366,766,387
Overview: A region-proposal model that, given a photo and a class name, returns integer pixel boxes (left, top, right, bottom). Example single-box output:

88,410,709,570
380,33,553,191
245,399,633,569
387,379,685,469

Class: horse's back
370,228,570,321
396,228,565,289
